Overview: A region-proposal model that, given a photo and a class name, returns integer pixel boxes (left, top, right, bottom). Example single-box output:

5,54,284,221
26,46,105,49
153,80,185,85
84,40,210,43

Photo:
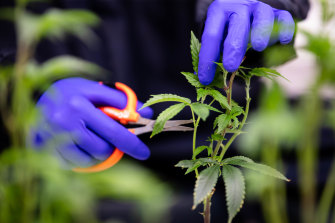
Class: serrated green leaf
191,102,222,121
249,67,288,81
206,89,231,110
222,165,245,222
190,31,201,73
196,158,218,165
196,88,208,101
193,146,210,159
191,103,210,121
232,117,239,129
214,114,231,133
193,165,220,209
185,158,217,174
180,72,204,88
175,160,195,168
209,133,226,142
228,160,289,181
231,105,244,117
142,94,191,108
185,162,203,175
222,156,254,165
151,103,186,137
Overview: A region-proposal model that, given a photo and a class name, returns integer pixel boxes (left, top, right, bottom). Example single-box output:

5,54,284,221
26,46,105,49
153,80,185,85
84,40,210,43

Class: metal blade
128,116,154,126
164,120,193,127
162,126,194,132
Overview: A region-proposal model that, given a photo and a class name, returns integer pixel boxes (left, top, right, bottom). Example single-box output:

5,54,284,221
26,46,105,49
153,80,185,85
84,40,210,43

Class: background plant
0,1,171,223
142,32,290,223
237,0,335,222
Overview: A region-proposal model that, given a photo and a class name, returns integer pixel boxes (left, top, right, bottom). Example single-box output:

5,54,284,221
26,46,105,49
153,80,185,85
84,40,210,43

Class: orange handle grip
73,82,139,173
99,82,139,124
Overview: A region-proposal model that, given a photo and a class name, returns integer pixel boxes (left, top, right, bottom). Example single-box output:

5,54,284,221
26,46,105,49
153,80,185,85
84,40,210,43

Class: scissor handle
100,82,140,124
73,82,139,173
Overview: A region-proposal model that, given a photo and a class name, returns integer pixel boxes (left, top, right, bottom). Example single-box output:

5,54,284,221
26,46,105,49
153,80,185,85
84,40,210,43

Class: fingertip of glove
223,62,239,73
198,67,215,85
199,77,213,86
138,106,154,119
136,146,151,160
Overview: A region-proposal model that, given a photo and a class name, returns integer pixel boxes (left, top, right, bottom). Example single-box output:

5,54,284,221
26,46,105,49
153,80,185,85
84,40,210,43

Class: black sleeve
196,0,310,23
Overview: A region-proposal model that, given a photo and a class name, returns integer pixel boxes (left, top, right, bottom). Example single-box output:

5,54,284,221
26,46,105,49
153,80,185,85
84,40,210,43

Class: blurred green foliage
0,1,172,223
238,1,335,222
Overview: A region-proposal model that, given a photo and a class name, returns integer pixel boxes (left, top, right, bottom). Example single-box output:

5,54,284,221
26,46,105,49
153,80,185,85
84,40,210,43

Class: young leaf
192,102,222,121
180,72,204,88
191,103,210,121
190,31,201,74
231,104,244,117
222,165,246,223
142,94,191,108
227,160,289,181
232,117,239,129
193,146,210,159
206,89,231,110
175,160,195,169
214,114,231,133
151,103,186,137
193,165,220,209
196,88,208,101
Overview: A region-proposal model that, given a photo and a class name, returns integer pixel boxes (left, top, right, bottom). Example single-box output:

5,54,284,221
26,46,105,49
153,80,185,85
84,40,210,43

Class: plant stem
218,78,251,162
203,194,212,223
315,154,335,223
297,87,320,223
261,140,288,223
190,108,200,178
227,71,236,106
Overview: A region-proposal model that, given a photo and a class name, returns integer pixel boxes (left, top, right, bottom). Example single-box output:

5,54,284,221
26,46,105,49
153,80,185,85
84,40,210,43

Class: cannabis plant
142,32,290,223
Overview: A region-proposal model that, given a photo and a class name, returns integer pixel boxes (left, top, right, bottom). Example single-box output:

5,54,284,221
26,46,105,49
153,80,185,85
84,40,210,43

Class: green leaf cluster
187,155,289,221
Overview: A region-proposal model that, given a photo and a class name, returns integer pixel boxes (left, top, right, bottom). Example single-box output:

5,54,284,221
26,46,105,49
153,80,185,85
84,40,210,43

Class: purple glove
32,78,153,167
198,0,295,85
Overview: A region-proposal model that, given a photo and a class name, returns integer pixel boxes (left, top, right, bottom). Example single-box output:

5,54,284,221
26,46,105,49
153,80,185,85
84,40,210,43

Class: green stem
315,154,335,223
218,78,251,162
297,87,320,223
190,108,200,178
261,141,288,223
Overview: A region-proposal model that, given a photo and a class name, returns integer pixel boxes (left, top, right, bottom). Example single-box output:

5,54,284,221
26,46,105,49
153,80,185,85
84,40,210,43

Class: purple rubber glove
198,0,295,85
32,78,153,167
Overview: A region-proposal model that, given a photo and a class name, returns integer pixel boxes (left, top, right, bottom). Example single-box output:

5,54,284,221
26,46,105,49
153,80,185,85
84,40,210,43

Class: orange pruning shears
73,82,193,173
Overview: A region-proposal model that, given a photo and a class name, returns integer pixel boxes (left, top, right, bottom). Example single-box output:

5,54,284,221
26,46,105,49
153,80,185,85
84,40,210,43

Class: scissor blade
164,120,193,128
162,126,194,132
132,123,193,135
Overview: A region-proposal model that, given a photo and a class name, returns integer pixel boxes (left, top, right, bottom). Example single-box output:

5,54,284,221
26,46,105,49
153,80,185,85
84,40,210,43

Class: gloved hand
198,0,295,85
31,77,153,167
